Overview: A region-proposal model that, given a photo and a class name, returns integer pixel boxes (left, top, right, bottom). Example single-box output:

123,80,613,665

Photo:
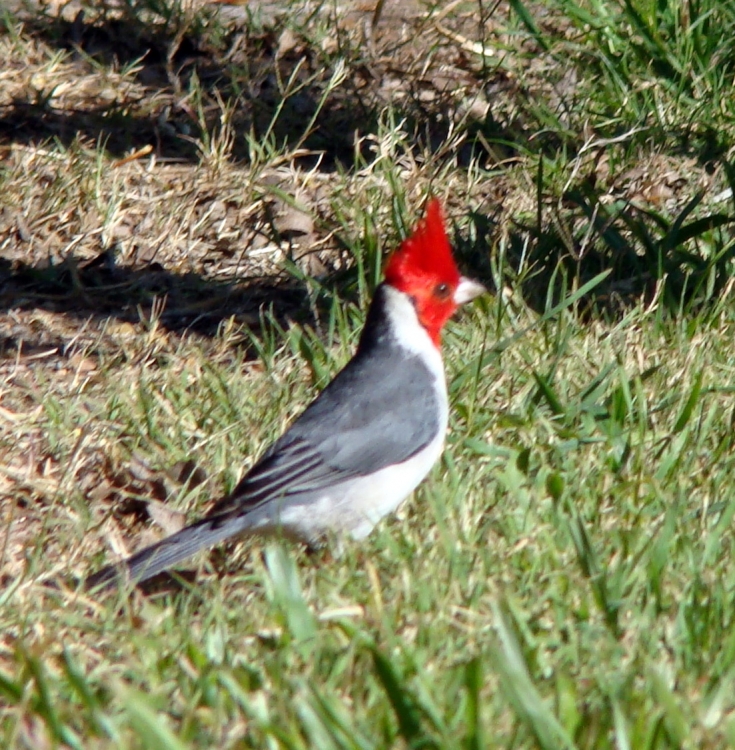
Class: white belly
239,426,444,542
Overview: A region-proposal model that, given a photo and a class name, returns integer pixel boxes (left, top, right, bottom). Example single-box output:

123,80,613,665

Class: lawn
2,0,735,747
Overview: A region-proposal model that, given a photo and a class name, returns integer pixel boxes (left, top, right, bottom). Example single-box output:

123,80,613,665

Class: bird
86,198,485,590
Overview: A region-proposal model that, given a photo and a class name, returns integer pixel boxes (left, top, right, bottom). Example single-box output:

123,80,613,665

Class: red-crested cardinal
86,198,485,589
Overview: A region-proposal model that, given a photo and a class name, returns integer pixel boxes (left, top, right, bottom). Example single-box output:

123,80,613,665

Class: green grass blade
489,601,576,750
370,648,430,748
123,689,190,750
673,369,703,433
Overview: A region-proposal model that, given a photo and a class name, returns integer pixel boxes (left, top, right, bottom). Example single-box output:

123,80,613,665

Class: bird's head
384,198,485,345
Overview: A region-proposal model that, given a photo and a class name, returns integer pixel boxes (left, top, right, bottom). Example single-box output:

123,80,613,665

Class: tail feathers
85,511,255,591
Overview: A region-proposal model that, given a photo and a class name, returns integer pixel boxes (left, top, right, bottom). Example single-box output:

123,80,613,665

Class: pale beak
453,276,486,305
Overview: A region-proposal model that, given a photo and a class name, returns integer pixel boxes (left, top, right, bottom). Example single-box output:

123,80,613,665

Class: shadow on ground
4,0,734,330
0,253,315,363
1,2,380,165
0,1,499,348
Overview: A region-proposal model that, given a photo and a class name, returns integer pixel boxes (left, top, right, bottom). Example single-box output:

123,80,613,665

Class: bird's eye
434,282,451,298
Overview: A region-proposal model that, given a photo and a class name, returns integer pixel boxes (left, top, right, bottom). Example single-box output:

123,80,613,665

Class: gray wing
210,339,442,516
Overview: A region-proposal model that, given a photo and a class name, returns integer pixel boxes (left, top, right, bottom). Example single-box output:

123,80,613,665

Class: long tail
85,511,254,591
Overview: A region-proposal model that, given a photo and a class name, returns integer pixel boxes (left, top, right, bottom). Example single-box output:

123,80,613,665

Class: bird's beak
454,276,486,305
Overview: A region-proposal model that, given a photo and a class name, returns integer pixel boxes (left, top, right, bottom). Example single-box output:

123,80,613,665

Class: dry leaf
146,500,186,536
274,206,314,238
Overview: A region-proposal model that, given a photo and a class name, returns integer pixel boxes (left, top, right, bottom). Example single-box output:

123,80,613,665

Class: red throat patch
383,198,462,345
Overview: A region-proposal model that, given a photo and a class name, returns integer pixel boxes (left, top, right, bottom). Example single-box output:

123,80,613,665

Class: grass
3,0,735,747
